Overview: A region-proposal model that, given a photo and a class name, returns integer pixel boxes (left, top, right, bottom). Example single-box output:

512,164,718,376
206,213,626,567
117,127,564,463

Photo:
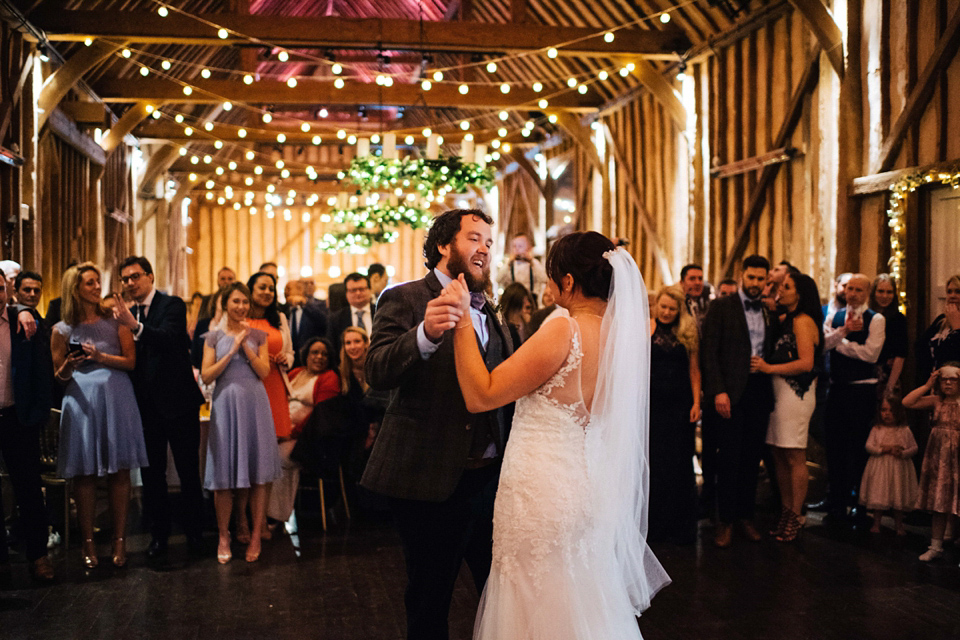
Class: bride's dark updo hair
546,231,616,301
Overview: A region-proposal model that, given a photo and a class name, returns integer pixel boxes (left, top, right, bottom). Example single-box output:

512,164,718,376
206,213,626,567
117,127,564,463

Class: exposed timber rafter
37,40,124,129
614,56,687,127
787,0,845,78
93,77,598,112
32,11,690,58
101,101,153,153
720,45,822,277
872,3,960,174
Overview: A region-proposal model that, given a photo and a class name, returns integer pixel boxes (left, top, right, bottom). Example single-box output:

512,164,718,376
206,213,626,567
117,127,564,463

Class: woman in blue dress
51,262,148,569
201,282,280,564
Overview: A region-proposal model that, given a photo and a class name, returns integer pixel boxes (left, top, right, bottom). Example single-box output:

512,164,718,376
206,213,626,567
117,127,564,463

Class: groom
363,208,513,640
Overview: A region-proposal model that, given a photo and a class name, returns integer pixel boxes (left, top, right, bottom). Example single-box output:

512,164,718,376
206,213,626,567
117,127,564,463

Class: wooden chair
317,465,351,532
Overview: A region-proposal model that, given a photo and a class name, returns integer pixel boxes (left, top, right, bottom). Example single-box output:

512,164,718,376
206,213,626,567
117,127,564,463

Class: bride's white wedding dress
475,249,670,640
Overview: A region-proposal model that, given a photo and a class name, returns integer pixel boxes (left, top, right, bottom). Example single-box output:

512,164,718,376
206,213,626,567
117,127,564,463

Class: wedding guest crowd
2,233,958,586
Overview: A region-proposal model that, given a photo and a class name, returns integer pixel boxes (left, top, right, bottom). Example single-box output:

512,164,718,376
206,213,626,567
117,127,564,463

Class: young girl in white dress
859,396,918,535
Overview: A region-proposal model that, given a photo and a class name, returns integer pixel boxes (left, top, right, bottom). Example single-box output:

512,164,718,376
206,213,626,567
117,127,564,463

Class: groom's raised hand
424,293,464,342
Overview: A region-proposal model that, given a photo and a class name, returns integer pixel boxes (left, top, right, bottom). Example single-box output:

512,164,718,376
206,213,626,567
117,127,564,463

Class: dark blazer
700,293,776,405
7,306,53,427
288,300,328,365
131,290,205,419
361,271,513,502
328,302,376,350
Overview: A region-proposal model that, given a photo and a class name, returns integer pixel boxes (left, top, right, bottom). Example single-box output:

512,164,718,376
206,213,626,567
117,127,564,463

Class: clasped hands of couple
424,273,479,342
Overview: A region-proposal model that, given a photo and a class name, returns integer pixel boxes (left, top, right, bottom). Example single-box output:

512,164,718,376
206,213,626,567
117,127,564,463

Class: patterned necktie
355,309,364,329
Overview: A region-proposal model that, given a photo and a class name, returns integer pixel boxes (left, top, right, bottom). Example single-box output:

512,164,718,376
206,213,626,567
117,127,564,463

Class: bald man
821,273,886,526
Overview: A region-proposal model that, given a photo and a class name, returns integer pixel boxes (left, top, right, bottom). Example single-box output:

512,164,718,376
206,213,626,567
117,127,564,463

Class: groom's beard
447,245,491,293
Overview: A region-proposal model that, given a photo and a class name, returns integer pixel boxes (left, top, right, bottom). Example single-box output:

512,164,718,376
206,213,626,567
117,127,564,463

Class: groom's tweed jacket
361,270,513,502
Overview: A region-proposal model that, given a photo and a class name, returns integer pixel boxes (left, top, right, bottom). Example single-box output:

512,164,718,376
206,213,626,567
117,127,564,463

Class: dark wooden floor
3,506,960,640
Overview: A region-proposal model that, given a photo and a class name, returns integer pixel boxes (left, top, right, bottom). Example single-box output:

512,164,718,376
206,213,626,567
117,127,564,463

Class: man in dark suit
328,272,376,351
701,254,775,548
286,280,327,366
362,208,512,640
116,257,206,558
0,271,54,580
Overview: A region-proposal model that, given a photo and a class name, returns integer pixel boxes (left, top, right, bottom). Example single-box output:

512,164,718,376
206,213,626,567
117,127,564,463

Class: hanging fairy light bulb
486,61,497,73
460,121,470,130
276,159,285,169
214,140,223,149
277,133,287,143
300,122,311,132
421,79,432,91
458,84,469,94
538,99,548,108
121,48,131,58
243,74,253,85
567,77,577,88
334,78,345,89
237,128,247,138
660,12,671,23
228,161,237,170
203,122,213,131
533,82,543,92
157,6,169,16
332,63,343,75
262,112,272,123
312,135,322,145
174,114,184,123
578,84,588,94
222,101,233,111
161,60,172,70
433,70,444,82
547,47,558,58
179,147,187,156
604,31,614,43
217,28,228,39
200,68,211,79
422,127,432,137
182,86,193,95
337,129,346,139
287,77,298,88
598,70,609,80
499,110,508,120
500,83,511,94
498,127,507,137
245,150,255,160
277,50,289,62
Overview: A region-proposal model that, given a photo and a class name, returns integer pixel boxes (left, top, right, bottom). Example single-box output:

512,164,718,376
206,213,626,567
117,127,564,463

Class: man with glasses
328,272,376,351
116,256,206,559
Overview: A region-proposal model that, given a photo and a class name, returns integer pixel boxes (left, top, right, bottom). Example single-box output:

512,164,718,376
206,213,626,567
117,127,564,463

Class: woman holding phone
52,262,148,569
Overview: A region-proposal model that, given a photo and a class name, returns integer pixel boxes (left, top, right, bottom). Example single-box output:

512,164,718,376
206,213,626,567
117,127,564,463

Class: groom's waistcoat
361,272,513,502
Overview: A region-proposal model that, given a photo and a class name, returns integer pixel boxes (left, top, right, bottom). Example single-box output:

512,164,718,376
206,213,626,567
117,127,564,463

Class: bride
442,231,670,639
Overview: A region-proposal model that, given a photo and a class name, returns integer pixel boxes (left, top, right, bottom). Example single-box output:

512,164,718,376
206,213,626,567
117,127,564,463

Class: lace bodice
492,318,595,591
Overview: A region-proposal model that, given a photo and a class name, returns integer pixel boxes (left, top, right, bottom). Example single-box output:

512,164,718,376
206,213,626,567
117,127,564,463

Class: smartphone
67,340,86,356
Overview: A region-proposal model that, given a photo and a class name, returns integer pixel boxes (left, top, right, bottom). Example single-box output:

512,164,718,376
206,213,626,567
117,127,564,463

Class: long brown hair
60,262,110,326
339,326,370,393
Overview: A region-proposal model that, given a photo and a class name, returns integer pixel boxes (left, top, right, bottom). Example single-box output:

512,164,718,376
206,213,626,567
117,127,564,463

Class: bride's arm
448,275,571,413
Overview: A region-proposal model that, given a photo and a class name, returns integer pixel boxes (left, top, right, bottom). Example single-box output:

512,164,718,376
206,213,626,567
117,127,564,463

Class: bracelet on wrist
455,321,473,330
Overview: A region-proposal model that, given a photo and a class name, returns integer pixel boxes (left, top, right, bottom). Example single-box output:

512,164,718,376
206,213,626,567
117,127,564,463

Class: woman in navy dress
51,262,148,569
201,282,280,563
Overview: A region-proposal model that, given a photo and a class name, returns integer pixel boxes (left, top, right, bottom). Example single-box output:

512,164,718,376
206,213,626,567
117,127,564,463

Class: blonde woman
919,275,960,381
52,263,148,569
648,284,701,544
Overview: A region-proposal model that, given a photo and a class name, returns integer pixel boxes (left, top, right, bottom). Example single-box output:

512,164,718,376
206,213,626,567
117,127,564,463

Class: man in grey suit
362,208,512,640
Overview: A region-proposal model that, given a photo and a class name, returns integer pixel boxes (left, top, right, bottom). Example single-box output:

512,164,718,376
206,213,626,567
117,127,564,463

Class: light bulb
287,77,298,88
660,12,671,23
278,50,289,62
334,78,344,89
139,67,149,76
499,111,508,120
604,32,614,43
200,68,211,79
459,84,469,94
222,101,232,111
182,86,192,95
277,133,286,143
533,82,543,92
422,128,432,137
460,121,470,130
312,135,321,145
243,74,253,85
500,83,510,94
332,63,342,75
598,70,608,80
217,28,228,39
547,48,558,58
237,128,247,138
578,84,587,94
301,122,310,132
486,61,497,73
262,112,272,123
433,70,443,82
538,99,548,108
498,127,507,137
421,79,432,91
567,77,577,88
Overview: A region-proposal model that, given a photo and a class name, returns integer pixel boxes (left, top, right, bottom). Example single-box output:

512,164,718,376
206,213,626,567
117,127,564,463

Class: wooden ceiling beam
93,77,599,112
101,101,152,152
38,39,124,128
34,10,690,57
60,100,109,124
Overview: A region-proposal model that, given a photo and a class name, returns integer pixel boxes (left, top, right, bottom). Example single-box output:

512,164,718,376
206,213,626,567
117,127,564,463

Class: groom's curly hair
546,231,616,301
423,208,494,270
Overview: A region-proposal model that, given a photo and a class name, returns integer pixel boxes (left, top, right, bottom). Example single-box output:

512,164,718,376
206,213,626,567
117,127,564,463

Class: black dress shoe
146,538,169,559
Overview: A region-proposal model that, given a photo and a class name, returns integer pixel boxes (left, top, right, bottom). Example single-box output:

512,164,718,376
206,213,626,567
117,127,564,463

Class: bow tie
743,299,763,312
470,293,486,311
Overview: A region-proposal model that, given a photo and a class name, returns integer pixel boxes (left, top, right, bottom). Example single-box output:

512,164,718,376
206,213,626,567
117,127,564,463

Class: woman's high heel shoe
218,536,232,564
112,537,127,567
776,510,803,543
769,507,790,537
82,538,98,569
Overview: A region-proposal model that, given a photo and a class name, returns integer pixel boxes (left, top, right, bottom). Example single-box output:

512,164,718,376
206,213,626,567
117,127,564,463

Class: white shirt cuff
416,321,440,360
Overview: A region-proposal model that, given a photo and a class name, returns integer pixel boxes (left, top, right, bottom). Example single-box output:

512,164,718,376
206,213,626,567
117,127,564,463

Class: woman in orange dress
234,271,293,541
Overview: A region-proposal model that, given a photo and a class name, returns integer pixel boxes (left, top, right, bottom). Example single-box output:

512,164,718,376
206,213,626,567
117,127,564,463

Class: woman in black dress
648,284,701,544
870,274,908,399
919,275,960,381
